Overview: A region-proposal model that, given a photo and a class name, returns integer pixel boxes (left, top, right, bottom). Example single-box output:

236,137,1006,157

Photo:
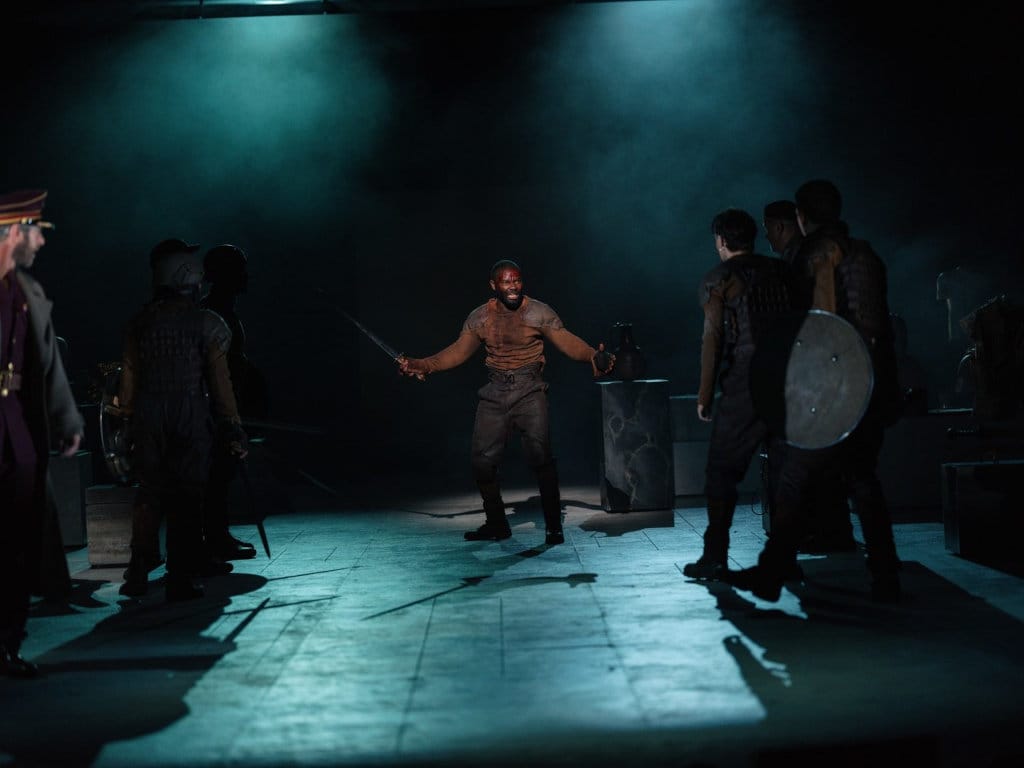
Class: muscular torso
422,296,595,374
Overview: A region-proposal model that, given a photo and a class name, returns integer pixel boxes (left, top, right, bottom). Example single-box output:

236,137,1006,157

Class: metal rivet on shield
831,354,839,362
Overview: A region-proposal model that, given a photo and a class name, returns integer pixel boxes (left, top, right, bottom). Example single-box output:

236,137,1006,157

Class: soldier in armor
199,244,263,561
398,260,614,545
117,239,248,601
763,199,856,554
0,189,83,678
725,179,903,603
683,208,796,580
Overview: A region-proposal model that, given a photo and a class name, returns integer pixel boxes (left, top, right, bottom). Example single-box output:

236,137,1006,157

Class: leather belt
488,365,542,384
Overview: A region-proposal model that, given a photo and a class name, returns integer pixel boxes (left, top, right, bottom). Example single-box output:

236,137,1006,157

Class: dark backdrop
2,0,1020,495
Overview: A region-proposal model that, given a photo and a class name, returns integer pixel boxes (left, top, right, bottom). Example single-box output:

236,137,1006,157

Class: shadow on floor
0,572,268,767
28,576,111,617
363,572,599,620
699,558,1024,767
397,495,603,522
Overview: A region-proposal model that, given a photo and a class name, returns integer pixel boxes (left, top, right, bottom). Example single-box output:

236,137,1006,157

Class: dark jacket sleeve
45,324,84,443
29,279,85,443
203,311,242,424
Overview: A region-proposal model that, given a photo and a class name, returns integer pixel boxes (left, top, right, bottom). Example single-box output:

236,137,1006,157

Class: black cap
150,238,200,266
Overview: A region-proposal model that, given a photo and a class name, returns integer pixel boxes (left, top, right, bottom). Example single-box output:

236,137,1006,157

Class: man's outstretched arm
541,326,614,377
399,331,481,379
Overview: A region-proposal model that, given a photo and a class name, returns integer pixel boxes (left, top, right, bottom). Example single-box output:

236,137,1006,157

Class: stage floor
5,486,1024,767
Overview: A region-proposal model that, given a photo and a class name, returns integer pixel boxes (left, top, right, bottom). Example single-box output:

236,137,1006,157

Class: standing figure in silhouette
117,239,248,601
200,244,266,561
0,189,83,678
725,180,903,603
763,199,856,554
684,208,795,580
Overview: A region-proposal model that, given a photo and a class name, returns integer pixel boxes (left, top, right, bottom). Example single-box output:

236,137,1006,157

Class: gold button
0,389,7,397
6,363,12,370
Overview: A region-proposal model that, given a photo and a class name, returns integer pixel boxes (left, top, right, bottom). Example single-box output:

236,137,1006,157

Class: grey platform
7,484,1024,768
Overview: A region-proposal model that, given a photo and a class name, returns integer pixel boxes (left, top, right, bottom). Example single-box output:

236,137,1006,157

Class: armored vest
132,300,211,396
834,237,892,347
723,254,794,360
829,233,902,421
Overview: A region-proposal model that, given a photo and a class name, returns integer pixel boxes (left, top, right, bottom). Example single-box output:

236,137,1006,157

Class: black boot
119,501,163,597
683,498,735,580
207,532,257,561
852,476,902,602
165,492,206,601
465,495,512,540
468,464,512,541
724,526,798,602
118,561,149,597
464,497,512,541
867,545,902,602
203,453,257,560
464,518,512,542
535,461,564,546
119,501,161,598
0,641,39,679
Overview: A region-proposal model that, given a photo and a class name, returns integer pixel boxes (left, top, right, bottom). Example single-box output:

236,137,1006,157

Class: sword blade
316,289,403,362
340,309,402,361
256,518,272,560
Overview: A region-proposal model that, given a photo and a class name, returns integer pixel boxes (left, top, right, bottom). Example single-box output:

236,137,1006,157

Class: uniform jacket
12,269,84,597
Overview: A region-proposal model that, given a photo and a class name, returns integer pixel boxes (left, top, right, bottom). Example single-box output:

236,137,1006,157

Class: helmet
149,238,203,290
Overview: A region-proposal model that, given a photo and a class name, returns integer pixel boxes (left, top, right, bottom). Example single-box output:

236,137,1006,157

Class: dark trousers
131,395,212,581
769,408,899,577
702,386,780,561
705,387,771,504
470,367,562,531
0,424,39,652
203,451,238,544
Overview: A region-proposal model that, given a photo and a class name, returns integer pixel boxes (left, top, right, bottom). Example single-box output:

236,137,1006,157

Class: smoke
2,0,1016,485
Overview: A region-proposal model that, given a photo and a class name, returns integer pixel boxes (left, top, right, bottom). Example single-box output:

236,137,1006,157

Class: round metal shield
752,310,874,450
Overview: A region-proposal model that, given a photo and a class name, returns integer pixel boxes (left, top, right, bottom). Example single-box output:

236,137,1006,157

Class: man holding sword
396,260,614,545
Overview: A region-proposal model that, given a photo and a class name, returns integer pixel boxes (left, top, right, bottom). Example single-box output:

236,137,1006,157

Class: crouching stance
399,261,613,545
